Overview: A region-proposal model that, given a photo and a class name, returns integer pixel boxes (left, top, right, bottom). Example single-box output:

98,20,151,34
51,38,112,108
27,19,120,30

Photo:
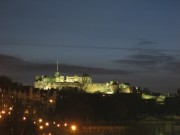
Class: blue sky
0,0,180,92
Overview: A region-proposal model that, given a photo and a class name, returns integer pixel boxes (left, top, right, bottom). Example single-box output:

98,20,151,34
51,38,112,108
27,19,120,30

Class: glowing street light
45,122,49,126
64,123,67,127
49,99,53,103
71,125,77,131
38,118,43,123
39,125,44,130
23,117,26,120
2,111,5,114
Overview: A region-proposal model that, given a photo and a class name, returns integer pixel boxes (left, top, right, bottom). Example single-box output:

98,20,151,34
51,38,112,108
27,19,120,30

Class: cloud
1,41,180,54
26,63,131,75
133,52,173,60
112,38,178,72
137,38,158,46
0,53,131,84
113,59,157,67
0,54,29,70
164,61,180,73
112,49,177,72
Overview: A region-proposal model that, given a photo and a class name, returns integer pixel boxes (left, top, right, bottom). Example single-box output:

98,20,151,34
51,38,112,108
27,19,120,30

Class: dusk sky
0,0,180,92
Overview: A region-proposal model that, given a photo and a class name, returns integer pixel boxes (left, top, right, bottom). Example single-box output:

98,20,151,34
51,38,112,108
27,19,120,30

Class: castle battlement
34,65,132,94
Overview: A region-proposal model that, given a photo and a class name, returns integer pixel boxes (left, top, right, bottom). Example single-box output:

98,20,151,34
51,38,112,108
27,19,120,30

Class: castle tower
55,60,60,77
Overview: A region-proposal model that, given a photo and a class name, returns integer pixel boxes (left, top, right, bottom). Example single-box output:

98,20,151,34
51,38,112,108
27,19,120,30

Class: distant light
39,125,44,130
8,112,11,115
48,133,52,135
71,125,77,131
45,122,49,126
24,110,29,114
23,117,26,120
34,121,36,124
53,121,56,124
106,91,113,94
39,118,43,123
2,111,5,114
64,123,67,127
49,99,53,103
9,107,13,110
0,115,2,118
57,124,60,127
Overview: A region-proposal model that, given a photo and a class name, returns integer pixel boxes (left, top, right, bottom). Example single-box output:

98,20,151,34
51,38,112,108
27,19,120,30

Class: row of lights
0,106,13,119
22,117,77,134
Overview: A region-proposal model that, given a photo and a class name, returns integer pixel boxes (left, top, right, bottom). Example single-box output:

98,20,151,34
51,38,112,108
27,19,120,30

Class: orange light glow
49,99,53,103
38,118,43,123
39,125,44,130
2,111,5,114
71,125,77,131
23,117,26,120
45,122,49,126
64,123,67,127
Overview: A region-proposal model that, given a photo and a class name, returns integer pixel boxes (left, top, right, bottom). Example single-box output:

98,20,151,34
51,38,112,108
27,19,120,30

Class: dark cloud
1,41,180,54
113,50,177,72
0,54,29,70
132,53,175,61
113,59,157,67
164,61,180,73
0,53,131,84
26,63,131,75
129,39,178,70
137,38,158,46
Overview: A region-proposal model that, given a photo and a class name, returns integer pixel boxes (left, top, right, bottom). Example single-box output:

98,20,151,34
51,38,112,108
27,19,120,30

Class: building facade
34,69,132,94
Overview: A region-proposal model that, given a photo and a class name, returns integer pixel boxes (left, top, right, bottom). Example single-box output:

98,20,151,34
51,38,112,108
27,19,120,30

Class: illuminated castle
34,61,132,94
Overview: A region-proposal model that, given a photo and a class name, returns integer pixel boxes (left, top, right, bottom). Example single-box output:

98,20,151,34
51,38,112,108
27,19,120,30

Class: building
34,64,132,94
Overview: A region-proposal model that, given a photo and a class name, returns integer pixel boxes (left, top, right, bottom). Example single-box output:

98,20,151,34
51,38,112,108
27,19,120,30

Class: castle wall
83,83,109,93
34,71,132,94
83,83,120,94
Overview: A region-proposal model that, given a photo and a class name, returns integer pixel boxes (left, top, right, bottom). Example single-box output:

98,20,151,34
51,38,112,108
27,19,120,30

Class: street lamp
38,118,43,123
64,123,67,127
39,125,44,130
23,117,26,120
45,122,49,126
71,125,77,131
